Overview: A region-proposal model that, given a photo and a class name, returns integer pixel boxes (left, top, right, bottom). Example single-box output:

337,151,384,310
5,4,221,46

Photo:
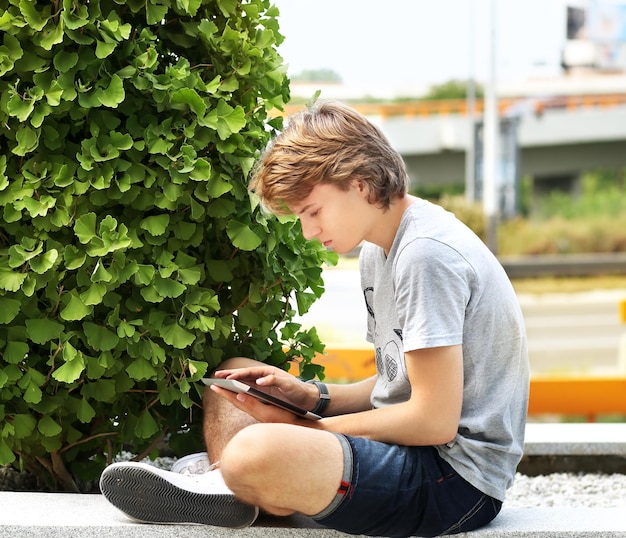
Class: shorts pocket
441,494,502,535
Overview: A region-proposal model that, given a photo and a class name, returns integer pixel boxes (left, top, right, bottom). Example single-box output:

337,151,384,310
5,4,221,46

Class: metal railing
500,252,626,278
278,93,626,118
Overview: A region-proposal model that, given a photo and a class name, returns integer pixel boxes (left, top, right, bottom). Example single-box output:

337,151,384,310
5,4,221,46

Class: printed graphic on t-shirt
382,340,401,381
365,286,403,383
364,286,375,319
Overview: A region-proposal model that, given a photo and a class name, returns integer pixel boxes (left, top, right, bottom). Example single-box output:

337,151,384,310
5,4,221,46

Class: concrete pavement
1,491,626,537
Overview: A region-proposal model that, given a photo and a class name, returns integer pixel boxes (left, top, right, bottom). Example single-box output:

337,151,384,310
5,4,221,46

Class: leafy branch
0,0,331,491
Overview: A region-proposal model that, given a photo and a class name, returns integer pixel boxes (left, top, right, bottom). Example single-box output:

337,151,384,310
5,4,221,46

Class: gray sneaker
100,462,259,528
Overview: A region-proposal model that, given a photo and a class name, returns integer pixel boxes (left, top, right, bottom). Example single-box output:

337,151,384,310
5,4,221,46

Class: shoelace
180,459,220,476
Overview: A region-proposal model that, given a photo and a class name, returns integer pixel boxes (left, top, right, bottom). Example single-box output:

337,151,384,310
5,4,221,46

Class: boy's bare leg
202,357,260,462
221,423,345,517
202,357,346,517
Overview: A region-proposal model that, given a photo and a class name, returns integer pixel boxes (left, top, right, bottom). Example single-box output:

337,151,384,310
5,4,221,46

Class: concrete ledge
524,423,626,456
520,423,626,475
1,492,625,537
2,424,625,537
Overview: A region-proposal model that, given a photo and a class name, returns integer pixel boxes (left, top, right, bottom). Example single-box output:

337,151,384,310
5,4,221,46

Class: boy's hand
213,366,320,413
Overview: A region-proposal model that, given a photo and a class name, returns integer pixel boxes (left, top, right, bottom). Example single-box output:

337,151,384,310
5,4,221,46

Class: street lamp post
482,0,499,253
465,0,476,204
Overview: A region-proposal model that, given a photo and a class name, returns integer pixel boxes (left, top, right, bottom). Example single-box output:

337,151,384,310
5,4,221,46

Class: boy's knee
215,356,260,372
221,424,271,473
219,424,279,501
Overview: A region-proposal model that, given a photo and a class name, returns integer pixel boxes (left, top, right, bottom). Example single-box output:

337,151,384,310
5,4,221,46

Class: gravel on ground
3,454,625,508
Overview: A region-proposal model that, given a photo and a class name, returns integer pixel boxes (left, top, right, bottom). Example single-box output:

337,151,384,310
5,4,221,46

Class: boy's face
289,181,375,255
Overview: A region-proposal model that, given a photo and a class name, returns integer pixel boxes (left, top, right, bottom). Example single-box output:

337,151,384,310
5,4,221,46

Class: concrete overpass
357,95,626,193
282,91,626,197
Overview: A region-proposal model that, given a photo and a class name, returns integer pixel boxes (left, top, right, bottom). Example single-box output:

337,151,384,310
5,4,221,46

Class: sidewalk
1,491,626,537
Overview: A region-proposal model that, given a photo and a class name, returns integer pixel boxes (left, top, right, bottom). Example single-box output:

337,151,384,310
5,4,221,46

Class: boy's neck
373,195,416,255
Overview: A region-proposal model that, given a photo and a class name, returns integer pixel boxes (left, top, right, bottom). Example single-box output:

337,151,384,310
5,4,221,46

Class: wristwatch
306,380,330,416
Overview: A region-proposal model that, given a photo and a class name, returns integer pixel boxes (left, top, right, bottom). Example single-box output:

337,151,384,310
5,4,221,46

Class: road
296,268,626,377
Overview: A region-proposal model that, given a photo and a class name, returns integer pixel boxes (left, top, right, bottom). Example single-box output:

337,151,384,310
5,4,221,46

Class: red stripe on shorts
337,480,351,496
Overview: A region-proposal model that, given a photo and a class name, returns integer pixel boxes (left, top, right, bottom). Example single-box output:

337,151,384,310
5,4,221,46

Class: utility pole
482,0,499,253
465,0,476,204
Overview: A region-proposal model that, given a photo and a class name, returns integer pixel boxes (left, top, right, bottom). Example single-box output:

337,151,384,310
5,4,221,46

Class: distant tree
422,79,484,100
291,68,342,83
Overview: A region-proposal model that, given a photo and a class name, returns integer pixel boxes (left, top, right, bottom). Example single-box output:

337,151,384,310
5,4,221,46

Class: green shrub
499,170,626,255
437,194,485,241
0,0,334,491
498,215,626,255
536,171,626,220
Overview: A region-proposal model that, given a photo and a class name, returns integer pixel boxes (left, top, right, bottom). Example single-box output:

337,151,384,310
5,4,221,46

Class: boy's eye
310,209,320,218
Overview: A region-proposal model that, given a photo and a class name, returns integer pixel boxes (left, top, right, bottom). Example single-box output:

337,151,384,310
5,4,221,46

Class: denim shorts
312,434,502,537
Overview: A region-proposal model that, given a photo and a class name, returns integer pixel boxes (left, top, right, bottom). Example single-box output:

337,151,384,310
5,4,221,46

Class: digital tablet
202,378,322,420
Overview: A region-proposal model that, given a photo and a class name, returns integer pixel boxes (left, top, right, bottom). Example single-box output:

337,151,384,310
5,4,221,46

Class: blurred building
563,2,626,73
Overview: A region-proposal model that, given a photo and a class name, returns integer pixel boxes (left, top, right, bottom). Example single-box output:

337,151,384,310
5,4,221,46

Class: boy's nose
300,219,319,241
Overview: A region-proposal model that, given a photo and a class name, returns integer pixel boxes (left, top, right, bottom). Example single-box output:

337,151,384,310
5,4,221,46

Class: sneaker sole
100,465,258,528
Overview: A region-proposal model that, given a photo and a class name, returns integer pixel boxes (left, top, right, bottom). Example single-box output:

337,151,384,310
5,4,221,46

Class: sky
272,0,572,94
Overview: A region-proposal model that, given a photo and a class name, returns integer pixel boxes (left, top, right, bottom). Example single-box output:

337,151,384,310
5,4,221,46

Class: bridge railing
279,93,626,118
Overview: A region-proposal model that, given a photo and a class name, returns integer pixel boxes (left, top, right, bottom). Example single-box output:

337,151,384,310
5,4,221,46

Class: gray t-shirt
359,198,529,501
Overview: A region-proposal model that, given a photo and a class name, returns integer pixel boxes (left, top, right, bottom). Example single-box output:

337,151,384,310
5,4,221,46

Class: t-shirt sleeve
394,238,475,351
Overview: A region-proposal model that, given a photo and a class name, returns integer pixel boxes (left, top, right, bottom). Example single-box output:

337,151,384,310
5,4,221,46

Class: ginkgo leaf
0,298,20,323
226,220,262,251
160,323,195,349
98,74,124,107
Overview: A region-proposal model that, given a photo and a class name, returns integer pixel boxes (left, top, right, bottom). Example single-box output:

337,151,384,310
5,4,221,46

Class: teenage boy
101,100,529,537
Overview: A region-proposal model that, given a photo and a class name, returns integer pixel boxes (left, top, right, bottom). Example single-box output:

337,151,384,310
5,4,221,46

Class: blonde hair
249,100,409,215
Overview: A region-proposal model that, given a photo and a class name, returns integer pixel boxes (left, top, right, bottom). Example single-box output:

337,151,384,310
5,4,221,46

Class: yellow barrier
303,349,626,421
528,376,626,420
619,299,626,324
309,348,375,380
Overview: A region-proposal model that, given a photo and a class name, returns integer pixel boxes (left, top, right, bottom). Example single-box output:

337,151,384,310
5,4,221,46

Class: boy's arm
209,365,377,419
318,345,463,446
322,375,377,416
